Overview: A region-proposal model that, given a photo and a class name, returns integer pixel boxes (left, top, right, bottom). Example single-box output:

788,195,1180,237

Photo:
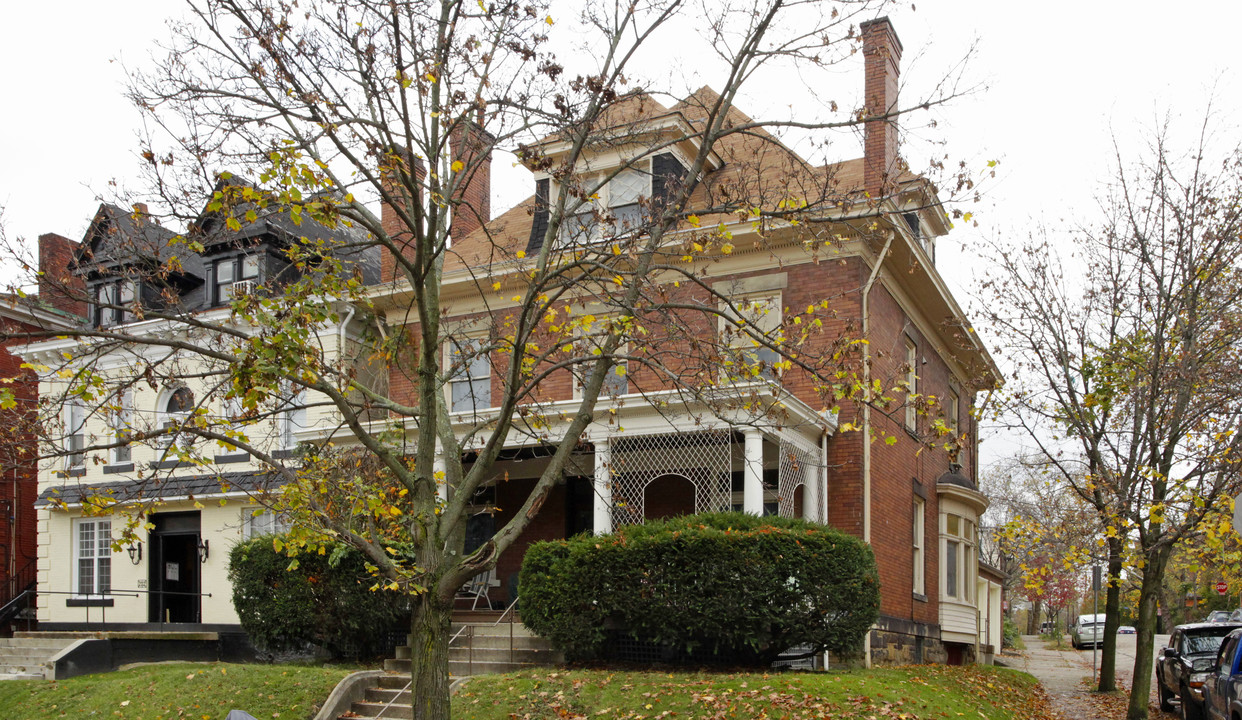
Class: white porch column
805,460,821,522
593,437,613,535
743,428,764,516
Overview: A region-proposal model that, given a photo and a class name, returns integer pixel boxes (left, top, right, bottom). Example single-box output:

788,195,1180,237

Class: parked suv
1072,613,1106,650
1157,622,1242,719
1201,628,1242,720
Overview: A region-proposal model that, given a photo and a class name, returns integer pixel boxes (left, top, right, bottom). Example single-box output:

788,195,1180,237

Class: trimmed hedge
520,512,879,665
228,536,408,659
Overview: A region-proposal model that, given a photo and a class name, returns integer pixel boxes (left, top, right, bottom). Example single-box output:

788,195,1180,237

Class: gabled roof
445,85,920,272
73,203,183,273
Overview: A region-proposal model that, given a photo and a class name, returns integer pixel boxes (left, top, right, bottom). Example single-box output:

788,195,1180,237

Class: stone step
365,687,412,704
448,659,542,676
447,634,555,651
447,647,560,665
0,638,74,650
0,653,55,667
348,700,413,719
377,674,413,690
0,672,43,681
449,623,538,638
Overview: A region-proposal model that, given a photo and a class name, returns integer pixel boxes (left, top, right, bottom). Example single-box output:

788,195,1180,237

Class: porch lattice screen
608,430,732,526
777,436,822,521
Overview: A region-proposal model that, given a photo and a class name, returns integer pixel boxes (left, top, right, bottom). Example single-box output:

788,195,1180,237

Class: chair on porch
456,569,495,611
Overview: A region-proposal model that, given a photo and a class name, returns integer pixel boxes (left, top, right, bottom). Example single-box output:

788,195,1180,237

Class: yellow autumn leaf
451,160,464,172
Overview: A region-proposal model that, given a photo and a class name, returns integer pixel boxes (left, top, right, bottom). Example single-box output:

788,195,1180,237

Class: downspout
860,229,894,670
860,230,895,546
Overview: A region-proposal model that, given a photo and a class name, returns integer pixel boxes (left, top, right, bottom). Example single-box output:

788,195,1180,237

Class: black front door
148,512,201,624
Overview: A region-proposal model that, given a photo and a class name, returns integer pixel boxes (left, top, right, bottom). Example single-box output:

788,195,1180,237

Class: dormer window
559,163,651,245
92,279,137,328
212,255,260,306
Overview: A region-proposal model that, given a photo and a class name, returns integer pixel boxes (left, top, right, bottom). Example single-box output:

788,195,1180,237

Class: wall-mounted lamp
127,542,143,565
197,538,210,563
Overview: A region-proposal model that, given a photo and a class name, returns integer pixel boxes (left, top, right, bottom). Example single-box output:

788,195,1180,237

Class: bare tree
3,1,980,716
979,115,1242,717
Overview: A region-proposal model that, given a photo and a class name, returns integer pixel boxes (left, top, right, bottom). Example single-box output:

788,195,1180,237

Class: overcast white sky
2,0,1239,465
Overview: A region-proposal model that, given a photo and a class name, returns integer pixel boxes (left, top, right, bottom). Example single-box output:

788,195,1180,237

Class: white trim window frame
278,385,308,450
946,387,960,435
558,160,651,245
913,497,925,596
65,400,86,471
904,337,918,432
92,279,137,328
447,337,491,414
572,316,629,400
158,386,195,448
243,508,291,538
109,389,133,464
941,512,976,602
720,292,783,380
212,254,260,306
74,517,112,597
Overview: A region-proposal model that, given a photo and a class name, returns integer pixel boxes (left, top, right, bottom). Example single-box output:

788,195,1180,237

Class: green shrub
520,512,880,665
228,536,408,659
1002,618,1021,649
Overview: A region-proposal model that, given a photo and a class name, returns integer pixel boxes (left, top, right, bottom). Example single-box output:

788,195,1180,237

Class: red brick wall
38,233,84,316
0,315,39,603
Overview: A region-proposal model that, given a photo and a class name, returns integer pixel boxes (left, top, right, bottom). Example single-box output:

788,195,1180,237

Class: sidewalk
1010,635,1162,720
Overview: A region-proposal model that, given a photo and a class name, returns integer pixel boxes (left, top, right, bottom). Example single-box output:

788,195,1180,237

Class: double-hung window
277,385,307,450
65,401,86,471
109,390,133,464
572,317,629,399
159,387,195,448
93,279,137,327
243,509,291,538
559,163,651,245
212,255,260,305
448,338,491,413
722,294,782,380
75,518,112,597
942,512,976,602
904,338,918,431
913,497,925,596
946,388,960,435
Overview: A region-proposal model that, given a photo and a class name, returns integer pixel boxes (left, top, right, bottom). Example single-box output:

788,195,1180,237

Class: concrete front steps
381,620,561,678
339,674,415,719
0,634,77,679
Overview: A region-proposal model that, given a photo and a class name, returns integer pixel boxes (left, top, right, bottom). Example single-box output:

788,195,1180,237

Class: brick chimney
861,17,903,199
448,116,493,242
38,233,85,317
379,151,427,283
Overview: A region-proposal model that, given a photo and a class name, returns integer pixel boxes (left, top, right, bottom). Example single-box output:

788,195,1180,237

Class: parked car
1205,611,1234,624
1200,627,1242,720
1072,613,1107,650
1039,621,1056,634
1119,625,1137,634
1230,609,1242,623
1158,622,1242,719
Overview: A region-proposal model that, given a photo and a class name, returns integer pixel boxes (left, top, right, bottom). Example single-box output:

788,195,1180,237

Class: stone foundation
869,615,946,666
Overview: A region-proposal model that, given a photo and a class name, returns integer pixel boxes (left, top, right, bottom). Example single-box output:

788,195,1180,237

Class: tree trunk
1098,537,1124,692
1027,599,1042,635
1127,547,1170,720
410,591,453,720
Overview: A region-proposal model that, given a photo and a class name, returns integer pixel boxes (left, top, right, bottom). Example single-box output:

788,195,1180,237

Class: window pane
602,363,628,396
98,557,111,595
79,523,94,557
610,168,647,207
946,540,958,598
611,203,644,232
451,380,474,412
216,259,235,284
78,559,94,595
97,521,111,553
241,255,260,279
946,514,960,537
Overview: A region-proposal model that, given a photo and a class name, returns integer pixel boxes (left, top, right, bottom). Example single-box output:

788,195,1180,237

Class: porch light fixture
127,542,142,565
197,538,210,563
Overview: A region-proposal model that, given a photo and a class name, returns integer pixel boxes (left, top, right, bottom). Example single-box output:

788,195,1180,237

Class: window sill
62,467,86,478
103,463,135,475
271,448,299,460
913,592,928,603
214,452,250,465
66,597,114,608
150,460,192,470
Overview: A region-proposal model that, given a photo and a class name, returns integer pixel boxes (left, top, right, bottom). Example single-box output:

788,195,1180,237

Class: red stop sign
1217,581,1229,595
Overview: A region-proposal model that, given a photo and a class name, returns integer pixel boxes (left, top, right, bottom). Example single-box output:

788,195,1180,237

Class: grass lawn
456,665,1058,720
0,662,355,720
